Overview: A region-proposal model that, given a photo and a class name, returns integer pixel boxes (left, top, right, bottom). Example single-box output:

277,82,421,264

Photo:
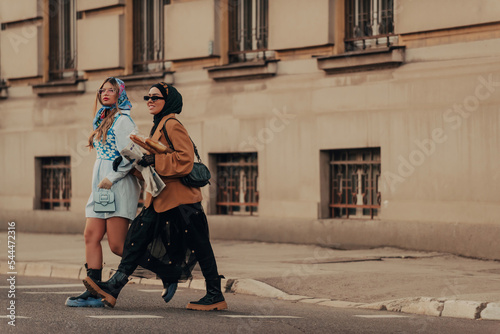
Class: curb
361,297,443,317
356,297,497,320
2,261,499,321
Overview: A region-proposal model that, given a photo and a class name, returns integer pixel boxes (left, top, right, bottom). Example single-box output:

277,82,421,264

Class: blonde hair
87,78,122,149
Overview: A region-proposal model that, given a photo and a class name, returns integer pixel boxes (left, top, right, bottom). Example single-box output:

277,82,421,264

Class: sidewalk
2,232,500,321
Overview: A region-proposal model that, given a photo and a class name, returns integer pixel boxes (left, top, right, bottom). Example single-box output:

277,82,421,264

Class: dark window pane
214,153,258,215
228,0,268,63
329,148,381,219
48,0,76,80
40,157,71,210
133,0,165,73
345,0,395,51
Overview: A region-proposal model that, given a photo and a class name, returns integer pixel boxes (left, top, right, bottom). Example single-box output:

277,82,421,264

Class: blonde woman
66,77,140,307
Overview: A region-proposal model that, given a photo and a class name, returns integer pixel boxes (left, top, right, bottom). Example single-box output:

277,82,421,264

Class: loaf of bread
145,138,168,153
130,134,159,154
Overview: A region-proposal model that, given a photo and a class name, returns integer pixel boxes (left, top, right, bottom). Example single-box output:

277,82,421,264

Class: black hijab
149,82,183,136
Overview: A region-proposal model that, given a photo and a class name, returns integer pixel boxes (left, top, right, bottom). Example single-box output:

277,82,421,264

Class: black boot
83,271,128,308
186,275,227,311
66,265,103,307
161,277,178,304
137,253,181,304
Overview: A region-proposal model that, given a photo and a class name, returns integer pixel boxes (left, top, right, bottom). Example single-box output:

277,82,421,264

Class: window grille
215,153,258,215
228,0,268,63
330,148,381,219
40,157,71,210
345,0,395,51
133,0,166,73
48,0,76,80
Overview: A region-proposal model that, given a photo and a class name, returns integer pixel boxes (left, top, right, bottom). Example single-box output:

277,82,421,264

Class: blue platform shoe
65,290,104,307
65,265,104,308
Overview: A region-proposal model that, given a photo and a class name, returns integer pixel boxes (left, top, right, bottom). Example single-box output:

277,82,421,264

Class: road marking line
0,284,82,289
87,315,164,319
220,315,302,319
0,315,31,319
138,289,184,293
354,315,409,319
24,291,83,294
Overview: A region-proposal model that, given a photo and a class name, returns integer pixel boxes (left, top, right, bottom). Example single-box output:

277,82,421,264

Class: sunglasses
143,96,165,102
98,88,117,94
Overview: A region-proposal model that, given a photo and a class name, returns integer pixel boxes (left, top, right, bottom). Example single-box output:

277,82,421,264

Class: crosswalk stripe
0,315,31,319
137,289,185,293
0,284,82,289
354,315,409,318
88,315,164,319
220,315,302,319
24,291,82,294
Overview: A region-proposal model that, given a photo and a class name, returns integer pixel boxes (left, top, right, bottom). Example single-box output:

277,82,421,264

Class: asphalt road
0,275,498,334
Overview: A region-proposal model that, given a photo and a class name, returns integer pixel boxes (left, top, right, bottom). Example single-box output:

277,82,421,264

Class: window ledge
316,46,405,74
205,59,279,82
32,78,86,96
120,71,174,88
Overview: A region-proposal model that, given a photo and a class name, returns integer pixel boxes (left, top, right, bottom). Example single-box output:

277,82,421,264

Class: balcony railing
228,0,268,63
345,0,395,51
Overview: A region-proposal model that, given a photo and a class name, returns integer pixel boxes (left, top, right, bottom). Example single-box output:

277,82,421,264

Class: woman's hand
138,154,155,167
98,178,113,189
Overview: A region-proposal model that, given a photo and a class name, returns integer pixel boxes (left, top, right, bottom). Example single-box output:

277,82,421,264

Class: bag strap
162,118,202,163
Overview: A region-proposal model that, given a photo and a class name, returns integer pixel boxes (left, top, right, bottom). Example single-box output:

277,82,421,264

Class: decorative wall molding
316,46,405,74
206,60,280,81
32,78,86,96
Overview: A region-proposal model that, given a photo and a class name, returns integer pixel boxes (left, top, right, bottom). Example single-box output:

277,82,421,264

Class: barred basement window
215,153,258,215
133,0,167,73
228,0,268,63
330,148,381,219
48,0,76,80
345,0,396,51
39,157,71,210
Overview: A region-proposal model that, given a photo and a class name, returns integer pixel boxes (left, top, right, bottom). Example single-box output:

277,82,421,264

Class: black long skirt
119,203,205,283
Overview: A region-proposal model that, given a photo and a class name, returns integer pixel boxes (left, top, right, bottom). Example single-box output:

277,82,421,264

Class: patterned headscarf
93,78,132,130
